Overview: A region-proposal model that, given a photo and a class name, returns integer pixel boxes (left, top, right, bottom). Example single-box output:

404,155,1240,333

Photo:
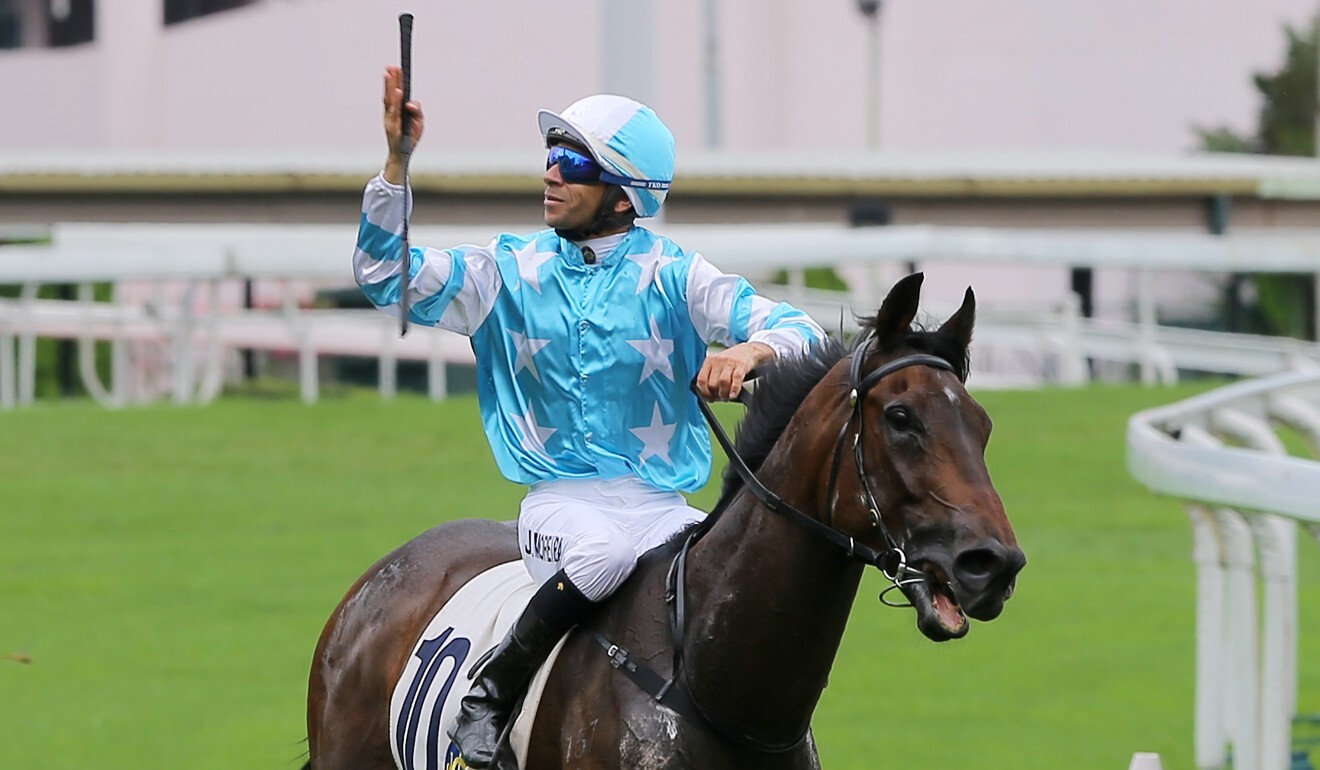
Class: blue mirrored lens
547,145,602,183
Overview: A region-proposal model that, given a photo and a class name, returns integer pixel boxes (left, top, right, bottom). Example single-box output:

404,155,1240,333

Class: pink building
0,0,1316,155
6,0,1320,330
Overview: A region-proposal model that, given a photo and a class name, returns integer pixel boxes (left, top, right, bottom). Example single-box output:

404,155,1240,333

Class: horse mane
708,320,969,516
709,336,847,514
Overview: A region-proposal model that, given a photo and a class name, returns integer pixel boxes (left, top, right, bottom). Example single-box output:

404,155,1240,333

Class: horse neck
681,397,866,744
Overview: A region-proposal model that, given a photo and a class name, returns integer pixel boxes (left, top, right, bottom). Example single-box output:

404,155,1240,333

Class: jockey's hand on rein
697,342,774,401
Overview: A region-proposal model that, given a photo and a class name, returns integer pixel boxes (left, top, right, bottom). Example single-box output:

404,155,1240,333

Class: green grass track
1,383,1316,769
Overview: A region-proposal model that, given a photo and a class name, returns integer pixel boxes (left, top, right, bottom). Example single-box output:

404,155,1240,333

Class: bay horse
305,273,1025,769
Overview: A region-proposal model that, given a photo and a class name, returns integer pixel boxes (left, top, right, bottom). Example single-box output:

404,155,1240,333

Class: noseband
697,338,956,600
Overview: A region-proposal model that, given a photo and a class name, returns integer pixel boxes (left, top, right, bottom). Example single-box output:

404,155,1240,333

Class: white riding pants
516,477,705,602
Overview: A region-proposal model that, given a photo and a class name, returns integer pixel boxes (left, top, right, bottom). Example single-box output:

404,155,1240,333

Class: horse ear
938,287,976,351
872,272,924,343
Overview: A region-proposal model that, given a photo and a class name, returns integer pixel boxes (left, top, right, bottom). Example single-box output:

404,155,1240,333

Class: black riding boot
448,570,593,769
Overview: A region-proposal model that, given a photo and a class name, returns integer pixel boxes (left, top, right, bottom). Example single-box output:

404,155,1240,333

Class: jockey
355,66,827,769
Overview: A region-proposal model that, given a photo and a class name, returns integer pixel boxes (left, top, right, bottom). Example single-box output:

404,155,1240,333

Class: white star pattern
630,404,676,465
509,331,551,382
509,408,558,456
626,317,675,383
513,241,556,294
625,240,677,294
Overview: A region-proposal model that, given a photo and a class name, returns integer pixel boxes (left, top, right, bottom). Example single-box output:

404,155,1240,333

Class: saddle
388,560,565,770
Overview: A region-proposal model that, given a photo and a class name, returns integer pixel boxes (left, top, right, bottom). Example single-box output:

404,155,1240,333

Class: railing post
1136,267,1158,386
110,282,129,407
76,282,119,409
1185,499,1230,769
0,317,14,410
380,315,398,400
197,279,225,404
17,283,38,406
1179,421,1233,768
172,280,198,405
1211,407,1295,770
1252,513,1297,770
428,331,447,402
1216,506,1260,770
1180,418,1260,770
1056,293,1088,386
299,337,318,404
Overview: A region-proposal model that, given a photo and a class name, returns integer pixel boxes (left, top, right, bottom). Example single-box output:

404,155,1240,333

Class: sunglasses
545,144,673,192
546,145,605,184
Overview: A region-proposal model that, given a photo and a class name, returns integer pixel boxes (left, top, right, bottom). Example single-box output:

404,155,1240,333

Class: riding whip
398,12,414,337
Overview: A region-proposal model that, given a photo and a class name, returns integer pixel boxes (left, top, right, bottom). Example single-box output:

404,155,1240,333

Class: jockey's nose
952,540,1025,600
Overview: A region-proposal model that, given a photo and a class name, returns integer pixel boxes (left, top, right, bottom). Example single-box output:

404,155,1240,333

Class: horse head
825,273,1025,642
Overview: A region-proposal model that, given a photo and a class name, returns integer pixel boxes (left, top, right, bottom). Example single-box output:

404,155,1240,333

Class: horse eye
885,405,916,432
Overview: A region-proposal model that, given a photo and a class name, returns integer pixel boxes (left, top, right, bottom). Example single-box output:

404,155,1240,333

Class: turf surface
1,383,1316,769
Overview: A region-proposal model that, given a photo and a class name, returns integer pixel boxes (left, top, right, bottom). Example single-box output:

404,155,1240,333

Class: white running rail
0,290,474,407
8,222,1320,407
1128,372,1320,770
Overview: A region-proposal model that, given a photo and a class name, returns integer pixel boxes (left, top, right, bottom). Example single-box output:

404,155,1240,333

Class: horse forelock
859,322,971,383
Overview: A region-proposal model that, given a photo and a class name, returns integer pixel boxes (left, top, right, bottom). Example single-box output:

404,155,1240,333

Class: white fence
6,222,1320,407
1128,371,1320,770
0,290,472,407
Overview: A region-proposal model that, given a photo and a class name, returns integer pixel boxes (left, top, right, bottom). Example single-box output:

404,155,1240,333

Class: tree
1194,14,1320,339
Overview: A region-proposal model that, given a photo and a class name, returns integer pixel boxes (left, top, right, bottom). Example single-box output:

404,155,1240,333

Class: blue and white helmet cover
538,94,675,219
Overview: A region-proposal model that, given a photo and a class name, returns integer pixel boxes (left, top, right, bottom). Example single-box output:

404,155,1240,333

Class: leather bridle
697,336,956,592
592,337,961,754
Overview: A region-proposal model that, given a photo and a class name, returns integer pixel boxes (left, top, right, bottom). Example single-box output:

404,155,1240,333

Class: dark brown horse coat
306,274,1025,770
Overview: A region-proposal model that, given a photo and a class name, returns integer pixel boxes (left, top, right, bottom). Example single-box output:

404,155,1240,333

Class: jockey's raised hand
697,341,776,401
382,65,424,185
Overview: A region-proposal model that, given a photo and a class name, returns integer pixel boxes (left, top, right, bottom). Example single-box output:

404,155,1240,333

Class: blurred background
3,3,1320,770
6,0,1320,400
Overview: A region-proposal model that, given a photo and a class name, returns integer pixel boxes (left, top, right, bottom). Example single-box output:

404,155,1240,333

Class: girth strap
588,625,809,754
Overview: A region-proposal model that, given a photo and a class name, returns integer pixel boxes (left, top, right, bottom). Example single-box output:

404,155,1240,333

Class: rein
593,341,957,754
700,346,955,588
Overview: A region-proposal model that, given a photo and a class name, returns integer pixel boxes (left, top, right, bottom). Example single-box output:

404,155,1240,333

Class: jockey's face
542,142,628,232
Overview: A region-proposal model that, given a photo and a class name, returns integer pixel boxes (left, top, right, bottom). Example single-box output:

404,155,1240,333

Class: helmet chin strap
555,186,634,242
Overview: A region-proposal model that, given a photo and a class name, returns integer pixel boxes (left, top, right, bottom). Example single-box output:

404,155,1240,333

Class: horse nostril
954,547,1002,582
953,542,1024,591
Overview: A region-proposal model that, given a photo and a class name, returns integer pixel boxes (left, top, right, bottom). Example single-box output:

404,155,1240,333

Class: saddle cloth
388,560,570,770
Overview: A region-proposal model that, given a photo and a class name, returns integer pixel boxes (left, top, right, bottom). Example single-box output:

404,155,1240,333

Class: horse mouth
906,563,969,642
